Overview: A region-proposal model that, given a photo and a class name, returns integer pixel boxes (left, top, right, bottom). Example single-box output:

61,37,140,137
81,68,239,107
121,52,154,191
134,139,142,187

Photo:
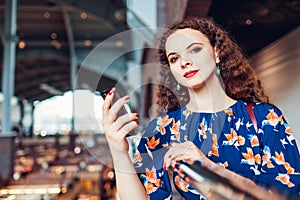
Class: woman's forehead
165,28,209,51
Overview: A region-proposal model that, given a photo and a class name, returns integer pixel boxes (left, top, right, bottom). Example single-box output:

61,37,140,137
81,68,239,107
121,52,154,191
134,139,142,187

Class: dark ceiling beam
0,5,63,12
0,3,123,24
50,0,124,32
17,49,69,62
15,75,70,94
15,67,69,82
16,83,69,102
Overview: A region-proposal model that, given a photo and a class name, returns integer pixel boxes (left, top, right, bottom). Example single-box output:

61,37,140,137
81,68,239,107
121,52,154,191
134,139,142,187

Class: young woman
102,17,300,199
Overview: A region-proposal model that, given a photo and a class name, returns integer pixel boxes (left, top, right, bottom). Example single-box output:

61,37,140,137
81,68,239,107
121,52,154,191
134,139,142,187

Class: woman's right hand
101,88,139,156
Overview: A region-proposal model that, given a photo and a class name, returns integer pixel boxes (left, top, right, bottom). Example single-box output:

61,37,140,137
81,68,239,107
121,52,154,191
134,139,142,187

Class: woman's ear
214,46,220,63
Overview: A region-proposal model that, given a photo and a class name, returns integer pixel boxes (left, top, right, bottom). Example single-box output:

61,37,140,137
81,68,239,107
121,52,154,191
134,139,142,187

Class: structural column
0,0,18,184
1,0,18,135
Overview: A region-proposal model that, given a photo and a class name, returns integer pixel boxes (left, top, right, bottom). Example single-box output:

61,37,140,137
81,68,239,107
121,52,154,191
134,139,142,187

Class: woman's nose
180,56,192,68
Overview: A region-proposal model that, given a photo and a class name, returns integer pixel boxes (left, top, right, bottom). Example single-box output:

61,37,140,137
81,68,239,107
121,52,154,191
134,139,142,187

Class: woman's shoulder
253,101,283,116
231,100,284,120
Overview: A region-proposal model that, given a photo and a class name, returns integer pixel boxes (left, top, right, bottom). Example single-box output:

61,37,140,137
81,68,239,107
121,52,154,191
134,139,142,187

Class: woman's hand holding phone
101,87,139,156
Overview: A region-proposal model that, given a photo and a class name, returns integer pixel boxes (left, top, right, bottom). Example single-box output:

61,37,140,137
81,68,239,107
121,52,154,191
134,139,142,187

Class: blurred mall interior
0,0,300,199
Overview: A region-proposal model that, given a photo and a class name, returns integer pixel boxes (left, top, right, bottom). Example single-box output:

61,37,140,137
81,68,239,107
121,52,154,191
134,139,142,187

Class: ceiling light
114,9,125,21
43,11,51,19
51,40,62,49
245,19,252,25
80,12,88,19
18,40,26,49
84,39,92,46
50,32,57,40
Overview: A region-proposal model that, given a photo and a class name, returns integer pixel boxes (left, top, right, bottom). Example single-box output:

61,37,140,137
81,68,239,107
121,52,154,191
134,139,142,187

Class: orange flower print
237,135,245,145
171,120,181,141
242,148,261,165
142,167,162,194
148,136,160,149
224,108,233,116
224,128,238,145
175,175,189,192
262,109,283,128
276,174,295,188
199,118,208,139
274,151,285,165
183,108,192,119
285,126,293,135
133,151,142,164
145,167,161,186
283,162,295,174
157,115,172,135
219,161,229,168
145,182,158,194
211,133,219,157
249,134,259,147
262,147,274,168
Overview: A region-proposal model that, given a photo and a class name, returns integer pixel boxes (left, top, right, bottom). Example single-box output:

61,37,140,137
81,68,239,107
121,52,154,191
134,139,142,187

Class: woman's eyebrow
186,42,203,50
167,52,177,58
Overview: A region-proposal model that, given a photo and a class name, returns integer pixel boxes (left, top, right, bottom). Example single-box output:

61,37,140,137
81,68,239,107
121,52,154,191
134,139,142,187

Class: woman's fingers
101,88,140,144
164,141,210,170
102,89,131,129
164,142,194,169
102,88,115,117
102,87,130,119
118,120,139,137
110,113,139,137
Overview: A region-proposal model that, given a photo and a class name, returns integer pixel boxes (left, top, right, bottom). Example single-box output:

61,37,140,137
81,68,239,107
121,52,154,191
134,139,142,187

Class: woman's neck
186,75,236,113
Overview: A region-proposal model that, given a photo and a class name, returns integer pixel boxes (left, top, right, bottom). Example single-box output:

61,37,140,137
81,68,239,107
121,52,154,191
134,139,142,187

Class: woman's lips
184,70,199,78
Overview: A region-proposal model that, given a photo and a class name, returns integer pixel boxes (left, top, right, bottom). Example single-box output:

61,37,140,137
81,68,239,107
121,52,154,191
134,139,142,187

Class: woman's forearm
111,152,148,200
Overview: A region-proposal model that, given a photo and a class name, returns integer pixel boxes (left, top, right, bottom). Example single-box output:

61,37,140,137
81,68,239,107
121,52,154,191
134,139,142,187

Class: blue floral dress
132,100,300,199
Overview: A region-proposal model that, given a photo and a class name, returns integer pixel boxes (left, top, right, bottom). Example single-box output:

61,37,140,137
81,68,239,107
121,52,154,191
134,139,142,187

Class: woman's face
165,28,218,90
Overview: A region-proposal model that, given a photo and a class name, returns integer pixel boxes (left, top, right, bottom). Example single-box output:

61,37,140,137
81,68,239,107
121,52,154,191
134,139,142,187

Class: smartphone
96,88,137,137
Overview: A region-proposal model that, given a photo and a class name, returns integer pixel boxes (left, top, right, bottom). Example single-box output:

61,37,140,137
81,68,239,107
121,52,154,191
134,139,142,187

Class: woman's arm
101,88,148,200
110,150,148,200
164,141,287,199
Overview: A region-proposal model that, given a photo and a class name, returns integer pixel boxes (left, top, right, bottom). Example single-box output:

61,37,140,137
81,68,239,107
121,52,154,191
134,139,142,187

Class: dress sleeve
132,118,172,199
253,103,300,196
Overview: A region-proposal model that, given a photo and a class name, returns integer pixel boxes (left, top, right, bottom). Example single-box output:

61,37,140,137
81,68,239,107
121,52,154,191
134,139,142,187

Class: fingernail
134,113,140,118
124,95,130,101
163,163,166,171
108,88,115,95
168,154,172,158
135,121,139,125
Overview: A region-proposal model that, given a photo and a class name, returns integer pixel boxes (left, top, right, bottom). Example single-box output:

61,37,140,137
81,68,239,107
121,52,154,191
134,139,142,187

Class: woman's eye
169,56,178,63
191,47,201,54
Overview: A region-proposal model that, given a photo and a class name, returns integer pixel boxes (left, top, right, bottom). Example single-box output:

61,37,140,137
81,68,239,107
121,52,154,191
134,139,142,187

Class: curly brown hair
157,17,269,112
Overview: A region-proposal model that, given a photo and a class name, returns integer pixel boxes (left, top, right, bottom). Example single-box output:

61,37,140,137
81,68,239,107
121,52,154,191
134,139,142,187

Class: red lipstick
184,70,199,78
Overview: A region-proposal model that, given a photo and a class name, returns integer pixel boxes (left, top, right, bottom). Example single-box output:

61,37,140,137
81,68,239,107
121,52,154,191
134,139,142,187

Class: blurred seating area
0,134,116,200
